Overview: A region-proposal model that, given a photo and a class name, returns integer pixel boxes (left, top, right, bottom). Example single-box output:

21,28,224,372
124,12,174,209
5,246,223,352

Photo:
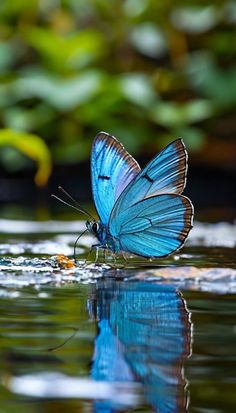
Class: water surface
0,219,235,412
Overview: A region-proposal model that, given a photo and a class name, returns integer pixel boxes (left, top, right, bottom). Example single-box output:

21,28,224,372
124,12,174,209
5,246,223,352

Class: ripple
0,219,235,293
0,255,235,293
131,266,236,293
0,256,112,288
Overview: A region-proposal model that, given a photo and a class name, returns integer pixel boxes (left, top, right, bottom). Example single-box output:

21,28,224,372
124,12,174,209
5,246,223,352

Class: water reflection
89,279,191,412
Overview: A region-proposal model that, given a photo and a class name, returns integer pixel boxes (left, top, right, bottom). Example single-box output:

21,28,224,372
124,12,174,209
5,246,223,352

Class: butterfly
84,131,193,259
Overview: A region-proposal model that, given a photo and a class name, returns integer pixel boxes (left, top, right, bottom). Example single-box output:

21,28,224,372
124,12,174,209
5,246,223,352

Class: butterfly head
86,220,100,236
86,220,109,247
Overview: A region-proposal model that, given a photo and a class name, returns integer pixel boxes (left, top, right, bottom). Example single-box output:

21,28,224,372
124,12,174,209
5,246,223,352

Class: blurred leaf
186,52,236,108
118,73,158,107
154,127,206,153
151,99,213,128
102,122,149,154
0,0,235,169
52,140,91,163
174,126,205,151
11,70,105,111
25,28,106,72
0,129,52,186
171,5,219,34
0,42,15,72
224,1,236,24
0,0,37,17
208,32,236,57
124,0,149,17
0,146,33,173
76,92,123,125
130,22,167,57
3,105,56,131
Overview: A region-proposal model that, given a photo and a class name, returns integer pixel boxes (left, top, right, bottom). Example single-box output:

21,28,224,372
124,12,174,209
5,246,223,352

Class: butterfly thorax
86,220,120,252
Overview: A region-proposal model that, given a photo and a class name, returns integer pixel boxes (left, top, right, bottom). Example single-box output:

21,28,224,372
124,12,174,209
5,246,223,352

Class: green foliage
25,28,106,72
186,52,236,108
0,129,52,186
0,0,235,177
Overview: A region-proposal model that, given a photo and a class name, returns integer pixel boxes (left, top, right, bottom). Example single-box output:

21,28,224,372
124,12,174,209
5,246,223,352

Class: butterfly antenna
51,193,94,221
74,229,88,262
51,194,85,214
58,186,95,221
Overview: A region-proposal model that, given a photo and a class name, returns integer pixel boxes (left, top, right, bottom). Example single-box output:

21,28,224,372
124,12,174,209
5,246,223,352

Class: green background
0,0,235,187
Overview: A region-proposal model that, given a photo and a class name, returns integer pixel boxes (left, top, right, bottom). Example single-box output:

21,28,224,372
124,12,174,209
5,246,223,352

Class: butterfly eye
92,223,99,233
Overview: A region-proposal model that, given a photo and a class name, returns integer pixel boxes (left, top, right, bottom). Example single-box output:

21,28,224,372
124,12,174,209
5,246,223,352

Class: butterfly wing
109,194,193,257
91,132,140,224
112,139,188,215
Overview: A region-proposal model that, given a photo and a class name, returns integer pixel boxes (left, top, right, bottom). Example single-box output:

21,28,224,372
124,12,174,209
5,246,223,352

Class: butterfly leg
122,252,128,264
103,248,106,263
111,252,117,268
95,246,99,263
85,247,93,265
90,244,100,263
84,243,99,265
84,243,100,264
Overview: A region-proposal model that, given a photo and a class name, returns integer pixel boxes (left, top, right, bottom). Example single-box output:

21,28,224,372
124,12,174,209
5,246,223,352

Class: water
0,218,235,412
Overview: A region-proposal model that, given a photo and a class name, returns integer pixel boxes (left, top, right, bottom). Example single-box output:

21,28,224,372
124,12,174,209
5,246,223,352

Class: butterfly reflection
88,280,191,413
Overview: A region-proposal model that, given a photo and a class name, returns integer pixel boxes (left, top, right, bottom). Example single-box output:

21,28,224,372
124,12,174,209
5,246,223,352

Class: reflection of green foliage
0,0,235,176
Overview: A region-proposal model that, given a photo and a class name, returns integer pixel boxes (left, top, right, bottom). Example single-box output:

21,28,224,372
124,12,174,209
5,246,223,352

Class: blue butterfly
85,131,193,259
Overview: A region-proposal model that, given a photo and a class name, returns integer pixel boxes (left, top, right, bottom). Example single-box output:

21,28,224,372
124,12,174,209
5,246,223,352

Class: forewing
91,132,140,224
112,139,188,215
109,194,193,258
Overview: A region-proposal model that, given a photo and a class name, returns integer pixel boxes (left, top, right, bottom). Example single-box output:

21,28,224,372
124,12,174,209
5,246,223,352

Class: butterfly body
86,220,121,253
87,132,194,259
